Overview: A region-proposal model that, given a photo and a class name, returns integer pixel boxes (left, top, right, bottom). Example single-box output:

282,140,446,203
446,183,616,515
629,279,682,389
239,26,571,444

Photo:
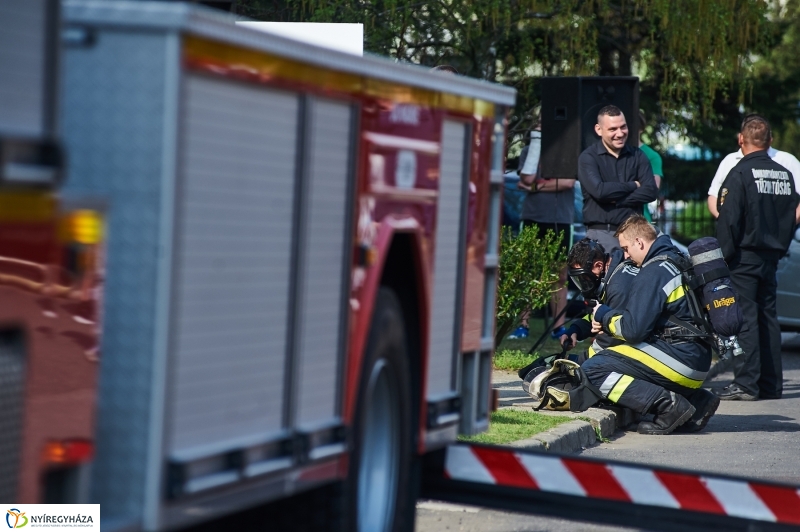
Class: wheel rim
357,359,401,532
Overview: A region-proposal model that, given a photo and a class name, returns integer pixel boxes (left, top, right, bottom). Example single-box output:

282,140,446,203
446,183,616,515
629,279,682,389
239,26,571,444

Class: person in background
707,113,800,219
577,105,658,252
638,110,663,223
508,126,576,339
714,115,800,401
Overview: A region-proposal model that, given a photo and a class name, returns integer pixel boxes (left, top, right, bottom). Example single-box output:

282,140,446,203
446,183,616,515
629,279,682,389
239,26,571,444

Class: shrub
495,224,566,346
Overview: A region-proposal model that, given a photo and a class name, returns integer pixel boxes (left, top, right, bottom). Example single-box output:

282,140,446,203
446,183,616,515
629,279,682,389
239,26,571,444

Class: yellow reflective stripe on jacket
662,274,685,303
608,315,624,339
588,340,601,358
607,343,706,388
666,284,686,303
662,274,682,296
608,375,634,402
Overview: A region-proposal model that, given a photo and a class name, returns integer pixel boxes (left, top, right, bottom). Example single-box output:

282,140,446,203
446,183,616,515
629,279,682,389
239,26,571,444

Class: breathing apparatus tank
687,237,744,357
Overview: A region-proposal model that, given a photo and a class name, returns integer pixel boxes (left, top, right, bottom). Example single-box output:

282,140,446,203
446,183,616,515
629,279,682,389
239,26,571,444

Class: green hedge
495,225,565,346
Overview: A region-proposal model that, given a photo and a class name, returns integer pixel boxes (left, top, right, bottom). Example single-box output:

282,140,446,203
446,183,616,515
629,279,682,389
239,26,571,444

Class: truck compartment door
166,74,300,488
290,96,354,455
425,120,470,439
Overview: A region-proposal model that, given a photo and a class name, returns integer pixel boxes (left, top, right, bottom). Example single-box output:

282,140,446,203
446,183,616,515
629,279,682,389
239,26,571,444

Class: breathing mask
568,240,608,301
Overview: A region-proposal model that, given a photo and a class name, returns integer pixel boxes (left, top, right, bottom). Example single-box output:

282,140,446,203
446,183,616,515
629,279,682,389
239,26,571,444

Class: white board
236,22,363,56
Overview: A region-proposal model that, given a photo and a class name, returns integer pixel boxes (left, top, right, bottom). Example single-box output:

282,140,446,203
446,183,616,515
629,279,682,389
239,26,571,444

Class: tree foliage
747,0,800,157
240,0,767,142
236,0,800,200
655,1,800,199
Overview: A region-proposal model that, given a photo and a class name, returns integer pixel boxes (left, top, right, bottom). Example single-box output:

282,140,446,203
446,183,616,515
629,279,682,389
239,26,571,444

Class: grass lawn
494,314,594,371
458,409,573,445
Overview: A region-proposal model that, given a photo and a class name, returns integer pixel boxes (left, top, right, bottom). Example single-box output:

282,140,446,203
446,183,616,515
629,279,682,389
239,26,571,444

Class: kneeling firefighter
585,215,721,435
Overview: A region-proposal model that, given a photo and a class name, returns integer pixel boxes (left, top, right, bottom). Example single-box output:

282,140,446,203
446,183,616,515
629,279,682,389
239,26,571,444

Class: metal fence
650,199,716,245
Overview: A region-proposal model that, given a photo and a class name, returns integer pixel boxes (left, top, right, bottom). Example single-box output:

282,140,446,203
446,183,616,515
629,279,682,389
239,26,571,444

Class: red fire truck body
183,42,502,446
0,0,104,505
344,95,498,444
0,191,103,503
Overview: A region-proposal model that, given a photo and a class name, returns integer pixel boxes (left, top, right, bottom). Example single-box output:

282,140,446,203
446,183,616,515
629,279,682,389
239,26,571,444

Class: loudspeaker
540,77,639,178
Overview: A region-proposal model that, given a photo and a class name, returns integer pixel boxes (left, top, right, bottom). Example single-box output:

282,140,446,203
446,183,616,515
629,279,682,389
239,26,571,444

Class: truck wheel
348,287,416,532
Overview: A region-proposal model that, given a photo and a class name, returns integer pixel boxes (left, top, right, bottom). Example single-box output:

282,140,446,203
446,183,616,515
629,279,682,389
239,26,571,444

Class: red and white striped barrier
444,444,800,527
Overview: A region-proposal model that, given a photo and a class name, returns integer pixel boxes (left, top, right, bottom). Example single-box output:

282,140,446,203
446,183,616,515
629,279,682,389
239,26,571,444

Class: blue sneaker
508,326,529,339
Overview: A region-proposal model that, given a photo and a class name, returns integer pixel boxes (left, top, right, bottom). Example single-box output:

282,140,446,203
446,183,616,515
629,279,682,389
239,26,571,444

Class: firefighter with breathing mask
560,239,640,358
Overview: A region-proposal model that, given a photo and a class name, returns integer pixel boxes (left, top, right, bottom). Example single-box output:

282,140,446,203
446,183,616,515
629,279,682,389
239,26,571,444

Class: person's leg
582,354,666,414
757,260,783,397
509,220,538,339
530,221,570,330
676,388,720,433
582,353,694,434
550,224,572,329
613,344,720,431
726,261,761,396
551,266,568,329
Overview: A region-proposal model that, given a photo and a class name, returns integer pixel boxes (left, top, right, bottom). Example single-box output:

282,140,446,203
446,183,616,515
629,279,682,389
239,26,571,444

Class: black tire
346,287,417,532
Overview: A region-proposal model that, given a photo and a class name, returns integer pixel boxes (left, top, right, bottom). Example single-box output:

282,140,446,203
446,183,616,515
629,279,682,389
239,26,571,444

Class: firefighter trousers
582,347,708,415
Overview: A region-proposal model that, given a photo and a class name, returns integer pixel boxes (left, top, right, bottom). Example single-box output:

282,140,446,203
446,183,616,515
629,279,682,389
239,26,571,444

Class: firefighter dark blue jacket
593,234,712,389
716,150,799,262
567,249,639,354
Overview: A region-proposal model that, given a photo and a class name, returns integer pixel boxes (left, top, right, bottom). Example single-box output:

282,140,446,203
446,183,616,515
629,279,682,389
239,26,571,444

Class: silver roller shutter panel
0,335,25,502
427,120,469,396
293,98,353,429
0,0,50,137
167,75,299,454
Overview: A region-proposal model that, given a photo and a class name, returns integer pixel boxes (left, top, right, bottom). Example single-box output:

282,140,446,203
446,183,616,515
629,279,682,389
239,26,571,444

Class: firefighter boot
637,391,695,435
675,389,720,433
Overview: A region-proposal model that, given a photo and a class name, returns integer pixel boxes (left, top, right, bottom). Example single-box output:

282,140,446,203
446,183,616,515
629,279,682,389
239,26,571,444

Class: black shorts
521,220,572,251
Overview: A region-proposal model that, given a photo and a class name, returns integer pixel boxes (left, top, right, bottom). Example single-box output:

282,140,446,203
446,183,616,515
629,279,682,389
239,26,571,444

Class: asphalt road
415,335,800,532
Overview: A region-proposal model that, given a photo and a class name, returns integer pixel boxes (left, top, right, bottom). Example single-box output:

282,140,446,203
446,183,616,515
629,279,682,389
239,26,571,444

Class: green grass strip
493,349,539,371
458,409,573,445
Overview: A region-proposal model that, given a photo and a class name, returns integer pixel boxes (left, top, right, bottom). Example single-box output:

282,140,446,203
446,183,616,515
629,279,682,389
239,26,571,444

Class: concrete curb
506,405,635,452
493,369,637,454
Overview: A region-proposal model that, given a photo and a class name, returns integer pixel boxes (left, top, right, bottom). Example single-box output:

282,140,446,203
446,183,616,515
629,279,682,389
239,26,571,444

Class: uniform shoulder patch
719,187,728,206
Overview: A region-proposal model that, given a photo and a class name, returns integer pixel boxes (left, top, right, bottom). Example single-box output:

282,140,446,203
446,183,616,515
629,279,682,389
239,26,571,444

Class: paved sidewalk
495,334,800,460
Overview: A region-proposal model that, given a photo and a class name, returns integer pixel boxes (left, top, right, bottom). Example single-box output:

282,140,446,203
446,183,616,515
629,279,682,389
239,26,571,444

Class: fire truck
5,2,800,532
56,1,511,530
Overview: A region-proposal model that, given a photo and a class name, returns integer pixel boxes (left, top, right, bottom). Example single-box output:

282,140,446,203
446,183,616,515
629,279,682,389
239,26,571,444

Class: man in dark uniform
578,105,658,252
715,115,800,400
583,215,718,434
